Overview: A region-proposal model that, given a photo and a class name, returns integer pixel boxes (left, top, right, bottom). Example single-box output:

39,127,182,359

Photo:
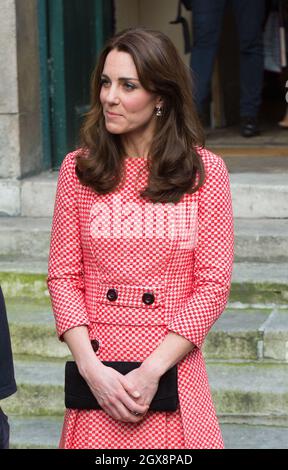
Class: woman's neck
121,128,153,159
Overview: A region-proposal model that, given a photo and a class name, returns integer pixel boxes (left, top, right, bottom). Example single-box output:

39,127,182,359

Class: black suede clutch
65,361,179,412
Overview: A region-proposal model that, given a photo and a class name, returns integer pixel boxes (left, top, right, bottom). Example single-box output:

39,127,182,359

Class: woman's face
100,49,161,137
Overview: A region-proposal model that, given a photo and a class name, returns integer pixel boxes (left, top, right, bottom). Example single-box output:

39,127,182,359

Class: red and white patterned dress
47,147,234,449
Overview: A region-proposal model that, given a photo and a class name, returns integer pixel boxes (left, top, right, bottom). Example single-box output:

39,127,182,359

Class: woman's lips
106,111,121,117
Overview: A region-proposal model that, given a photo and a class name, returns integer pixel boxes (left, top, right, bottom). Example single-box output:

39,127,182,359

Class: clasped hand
85,362,160,423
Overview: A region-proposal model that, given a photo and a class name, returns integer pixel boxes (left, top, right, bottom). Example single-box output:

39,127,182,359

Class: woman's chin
105,124,124,134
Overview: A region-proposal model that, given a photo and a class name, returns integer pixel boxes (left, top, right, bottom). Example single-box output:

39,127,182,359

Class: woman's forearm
63,327,194,382
63,327,149,420
63,326,103,377
140,332,195,379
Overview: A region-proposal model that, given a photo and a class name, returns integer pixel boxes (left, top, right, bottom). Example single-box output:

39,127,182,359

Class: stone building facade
0,0,190,217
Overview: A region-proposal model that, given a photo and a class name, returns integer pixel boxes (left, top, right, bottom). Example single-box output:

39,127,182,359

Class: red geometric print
47,148,234,449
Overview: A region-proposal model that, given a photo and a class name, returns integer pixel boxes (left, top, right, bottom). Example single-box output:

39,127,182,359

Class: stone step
205,308,288,362
233,218,288,262
1,260,287,306
0,170,58,217
1,217,288,262
207,361,288,425
229,262,288,306
5,415,287,449
9,415,62,449
4,357,65,416
6,298,70,359
1,171,288,218
0,268,49,299
220,423,288,449
0,217,52,260
230,172,288,218
3,358,288,422
5,297,288,362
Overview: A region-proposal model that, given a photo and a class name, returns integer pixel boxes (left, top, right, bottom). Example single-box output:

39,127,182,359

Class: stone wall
0,0,42,181
0,0,19,179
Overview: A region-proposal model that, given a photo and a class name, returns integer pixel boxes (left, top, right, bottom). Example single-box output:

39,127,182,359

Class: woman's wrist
77,353,104,381
139,332,195,380
139,356,168,380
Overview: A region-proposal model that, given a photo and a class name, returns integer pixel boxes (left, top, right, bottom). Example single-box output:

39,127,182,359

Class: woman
47,27,234,449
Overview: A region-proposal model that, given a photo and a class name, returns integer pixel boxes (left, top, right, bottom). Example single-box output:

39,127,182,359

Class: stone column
0,0,42,215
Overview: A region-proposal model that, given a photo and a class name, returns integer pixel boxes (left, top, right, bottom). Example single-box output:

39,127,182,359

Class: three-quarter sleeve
167,155,234,349
47,152,91,341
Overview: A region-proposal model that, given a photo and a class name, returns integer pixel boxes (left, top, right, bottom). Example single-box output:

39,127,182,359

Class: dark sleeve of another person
0,286,17,399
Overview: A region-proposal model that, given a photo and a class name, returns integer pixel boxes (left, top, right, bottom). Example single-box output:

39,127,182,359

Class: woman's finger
116,403,147,423
121,379,141,398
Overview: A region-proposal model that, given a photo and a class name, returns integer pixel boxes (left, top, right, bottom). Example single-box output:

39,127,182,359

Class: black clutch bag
65,361,179,412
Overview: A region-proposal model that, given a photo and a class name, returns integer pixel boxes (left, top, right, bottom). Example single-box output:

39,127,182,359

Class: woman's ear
156,98,164,108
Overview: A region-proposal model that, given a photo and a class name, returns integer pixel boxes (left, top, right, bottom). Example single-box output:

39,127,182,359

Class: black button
91,339,99,352
107,288,118,301
142,292,155,305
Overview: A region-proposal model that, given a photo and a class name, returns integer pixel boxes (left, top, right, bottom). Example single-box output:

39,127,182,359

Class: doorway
39,0,114,169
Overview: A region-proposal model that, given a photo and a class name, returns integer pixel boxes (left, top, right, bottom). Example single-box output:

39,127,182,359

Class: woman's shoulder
196,146,227,172
56,148,88,188
61,147,87,167
195,146,230,191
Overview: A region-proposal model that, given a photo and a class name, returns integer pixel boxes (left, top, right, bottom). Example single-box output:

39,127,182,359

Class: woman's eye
124,82,136,90
100,79,136,90
100,78,110,87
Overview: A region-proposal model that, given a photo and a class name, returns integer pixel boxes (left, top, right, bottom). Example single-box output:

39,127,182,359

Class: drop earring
155,106,163,117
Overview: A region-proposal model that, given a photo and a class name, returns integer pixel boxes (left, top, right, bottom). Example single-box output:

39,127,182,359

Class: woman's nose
106,85,120,104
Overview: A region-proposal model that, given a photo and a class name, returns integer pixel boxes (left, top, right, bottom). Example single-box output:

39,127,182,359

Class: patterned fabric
47,148,234,449
59,408,186,449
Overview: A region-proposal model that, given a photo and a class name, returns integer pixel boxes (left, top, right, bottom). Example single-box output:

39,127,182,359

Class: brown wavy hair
76,27,205,204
